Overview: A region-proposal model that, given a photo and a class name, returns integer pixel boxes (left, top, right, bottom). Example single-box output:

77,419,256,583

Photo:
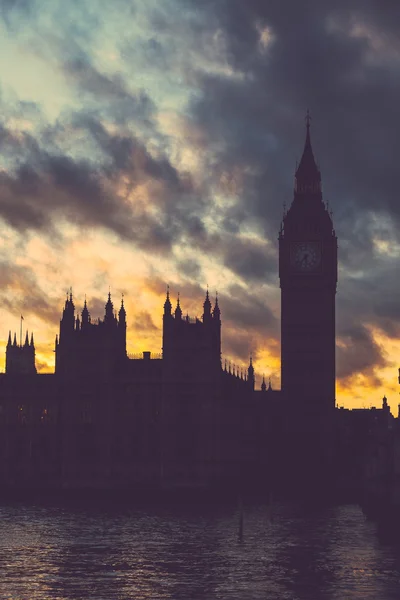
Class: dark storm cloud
2,0,400,387
221,328,253,363
336,323,386,386
78,115,182,189
0,0,34,26
0,261,59,325
222,283,279,338
166,0,400,384
133,311,158,332
0,116,198,253
82,296,108,321
0,153,172,251
175,0,400,235
223,237,277,282
63,56,156,126
176,258,202,280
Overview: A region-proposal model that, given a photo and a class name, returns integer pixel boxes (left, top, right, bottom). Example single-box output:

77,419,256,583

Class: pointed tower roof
213,292,221,319
24,330,29,346
69,288,75,310
203,287,212,322
106,290,113,308
7,331,11,347
164,285,172,315
82,296,90,323
248,354,254,374
204,288,211,309
119,295,126,320
175,293,182,319
295,110,321,194
105,290,114,322
13,332,17,346
30,332,34,347
261,375,266,392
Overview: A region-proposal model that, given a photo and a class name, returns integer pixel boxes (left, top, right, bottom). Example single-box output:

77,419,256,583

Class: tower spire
82,295,90,326
164,285,172,316
203,286,212,321
213,291,221,320
261,375,266,392
175,292,182,319
119,293,126,323
104,289,114,324
248,354,255,391
294,110,321,195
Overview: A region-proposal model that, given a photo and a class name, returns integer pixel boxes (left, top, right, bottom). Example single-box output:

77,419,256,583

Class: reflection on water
0,501,399,600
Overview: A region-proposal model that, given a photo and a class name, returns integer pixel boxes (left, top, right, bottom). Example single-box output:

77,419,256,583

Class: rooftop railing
128,351,163,360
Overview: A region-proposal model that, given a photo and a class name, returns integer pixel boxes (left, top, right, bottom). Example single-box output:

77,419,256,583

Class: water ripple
0,503,399,599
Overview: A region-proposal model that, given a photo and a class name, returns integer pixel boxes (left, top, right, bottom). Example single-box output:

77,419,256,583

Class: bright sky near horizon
0,0,400,412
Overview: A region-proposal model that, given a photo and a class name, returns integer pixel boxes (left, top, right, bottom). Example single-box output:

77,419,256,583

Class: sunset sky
0,0,399,411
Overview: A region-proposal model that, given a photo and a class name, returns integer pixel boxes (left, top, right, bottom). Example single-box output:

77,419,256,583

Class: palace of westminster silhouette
0,117,392,494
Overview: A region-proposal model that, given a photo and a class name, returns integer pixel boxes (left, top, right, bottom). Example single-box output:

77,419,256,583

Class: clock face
290,242,321,272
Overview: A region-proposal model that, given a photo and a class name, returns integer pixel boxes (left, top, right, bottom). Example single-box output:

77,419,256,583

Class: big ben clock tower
279,114,337,415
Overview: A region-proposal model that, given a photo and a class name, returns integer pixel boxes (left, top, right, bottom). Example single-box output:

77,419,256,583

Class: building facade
0,288,257,492
1,117,387,498
279,113,337,416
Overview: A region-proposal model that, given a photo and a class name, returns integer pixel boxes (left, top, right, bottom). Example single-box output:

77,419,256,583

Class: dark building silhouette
279,112,337,416
55,291,127,378
0,284,255,491
0,116,395,498
5,330,36,375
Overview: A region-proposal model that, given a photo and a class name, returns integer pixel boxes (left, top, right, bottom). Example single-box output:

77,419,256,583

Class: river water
0,501,399,600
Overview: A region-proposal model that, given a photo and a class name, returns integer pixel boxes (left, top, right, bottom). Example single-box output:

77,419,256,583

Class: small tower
164,286,172,317
118,296,126,324
175,293,182,320
203,288,212,323
213,293,221,321
211,292,222,368
118,296,127,358
5,328,36,375
81,297,90,328
162,286,173,360
60,290,75,341
261,375,267,392
104,291,114,325
248,355,255,391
